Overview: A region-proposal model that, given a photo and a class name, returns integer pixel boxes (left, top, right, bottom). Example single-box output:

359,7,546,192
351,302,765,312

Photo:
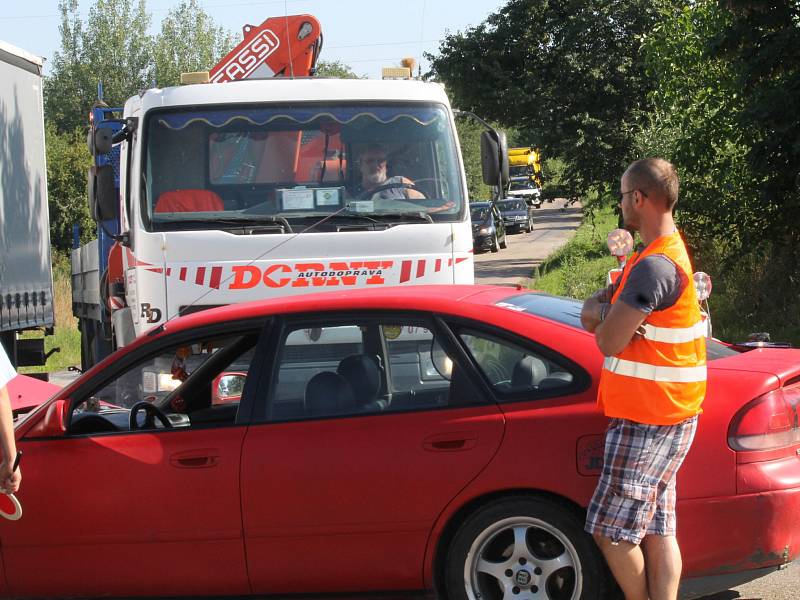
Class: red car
5,285,799,599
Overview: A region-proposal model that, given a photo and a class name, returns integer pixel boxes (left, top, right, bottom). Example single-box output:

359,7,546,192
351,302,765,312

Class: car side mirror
25,399,68,438
212,373,246,405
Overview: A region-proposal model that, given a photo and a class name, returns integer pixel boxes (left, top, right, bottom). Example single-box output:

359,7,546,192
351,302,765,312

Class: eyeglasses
618,189,648,202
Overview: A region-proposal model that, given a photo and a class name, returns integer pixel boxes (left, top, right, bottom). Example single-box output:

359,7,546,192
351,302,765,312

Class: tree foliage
428,0,662,198
45,123,92,250
153,0,236,87
45,0,152,134
315,60,362,79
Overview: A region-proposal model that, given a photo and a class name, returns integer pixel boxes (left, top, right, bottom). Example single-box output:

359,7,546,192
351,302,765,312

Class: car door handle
170,449,220,469
423,431,478,452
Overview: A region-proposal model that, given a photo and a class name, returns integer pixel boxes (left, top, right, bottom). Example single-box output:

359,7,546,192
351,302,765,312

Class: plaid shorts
585,416,698,545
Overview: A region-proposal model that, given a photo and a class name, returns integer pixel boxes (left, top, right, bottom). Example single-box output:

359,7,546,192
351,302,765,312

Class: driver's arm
399,176,426,199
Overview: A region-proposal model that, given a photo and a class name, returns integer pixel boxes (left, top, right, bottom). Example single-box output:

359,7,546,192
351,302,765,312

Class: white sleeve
0,345,16,389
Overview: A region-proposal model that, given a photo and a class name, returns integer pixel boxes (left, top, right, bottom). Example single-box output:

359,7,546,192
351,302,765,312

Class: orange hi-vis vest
598,231,707,425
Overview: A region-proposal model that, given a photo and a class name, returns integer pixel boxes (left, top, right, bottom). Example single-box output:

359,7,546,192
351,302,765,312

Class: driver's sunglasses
363,157,387,165
618,189,648,202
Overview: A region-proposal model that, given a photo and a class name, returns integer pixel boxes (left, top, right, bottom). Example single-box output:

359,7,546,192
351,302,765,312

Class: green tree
428,0,662,200
315,60,362,79
45,0,152,134
153,0,236,87
45,123,92,251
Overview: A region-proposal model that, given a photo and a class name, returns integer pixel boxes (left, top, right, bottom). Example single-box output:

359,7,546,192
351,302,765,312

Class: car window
265,318,482,422
70,333,258,435
458,328,575,397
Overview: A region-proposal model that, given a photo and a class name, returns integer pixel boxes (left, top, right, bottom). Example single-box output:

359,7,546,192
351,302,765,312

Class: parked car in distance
496,197,535,233
7,286,800,600
470,201,506,253
508,176,542,208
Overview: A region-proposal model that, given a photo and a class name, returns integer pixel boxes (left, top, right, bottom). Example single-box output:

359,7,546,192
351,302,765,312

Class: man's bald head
624,158,679,211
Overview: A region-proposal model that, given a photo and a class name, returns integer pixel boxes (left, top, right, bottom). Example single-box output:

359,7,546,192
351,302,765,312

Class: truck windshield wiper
155,216,293,233
342,210,434,224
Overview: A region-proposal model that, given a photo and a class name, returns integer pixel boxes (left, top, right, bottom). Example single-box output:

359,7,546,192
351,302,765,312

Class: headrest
511,355,548,390
305,372,355,417
337,354,381,405
155,189,224,213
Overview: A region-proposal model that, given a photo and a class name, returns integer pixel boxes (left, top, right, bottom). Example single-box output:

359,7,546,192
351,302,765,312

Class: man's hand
0,461,20,494
581,295,606,333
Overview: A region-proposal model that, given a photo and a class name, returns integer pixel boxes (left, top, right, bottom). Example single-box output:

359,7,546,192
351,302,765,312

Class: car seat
511,355,548,391
154,189,225,213
337,354,387,412
304,371,356,417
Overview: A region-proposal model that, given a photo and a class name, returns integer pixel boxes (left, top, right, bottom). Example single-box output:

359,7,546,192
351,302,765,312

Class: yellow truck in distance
507,147,543,208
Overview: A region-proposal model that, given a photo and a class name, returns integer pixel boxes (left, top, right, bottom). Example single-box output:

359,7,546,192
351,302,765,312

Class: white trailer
0,41,55,368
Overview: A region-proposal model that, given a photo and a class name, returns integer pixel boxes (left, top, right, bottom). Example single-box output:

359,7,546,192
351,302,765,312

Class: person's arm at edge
0,385,20,493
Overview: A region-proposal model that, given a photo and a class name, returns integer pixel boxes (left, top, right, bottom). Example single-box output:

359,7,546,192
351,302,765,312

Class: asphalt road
473,197,583,286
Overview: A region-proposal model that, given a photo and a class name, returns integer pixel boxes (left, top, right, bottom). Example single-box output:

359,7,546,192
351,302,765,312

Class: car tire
444,496,610,600
491,234,499,253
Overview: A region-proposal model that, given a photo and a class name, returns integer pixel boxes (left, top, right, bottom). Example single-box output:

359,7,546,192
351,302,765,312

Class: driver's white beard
364,171,387,188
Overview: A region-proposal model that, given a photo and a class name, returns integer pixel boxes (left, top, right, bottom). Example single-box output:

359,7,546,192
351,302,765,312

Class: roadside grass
532,203,618,299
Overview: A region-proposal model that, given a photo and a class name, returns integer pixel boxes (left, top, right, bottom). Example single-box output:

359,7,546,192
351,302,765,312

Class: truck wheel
491,234,499,253
444,496,610,600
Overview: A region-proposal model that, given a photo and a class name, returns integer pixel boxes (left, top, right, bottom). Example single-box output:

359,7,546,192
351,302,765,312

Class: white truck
73,14,508,368
0,41,55,369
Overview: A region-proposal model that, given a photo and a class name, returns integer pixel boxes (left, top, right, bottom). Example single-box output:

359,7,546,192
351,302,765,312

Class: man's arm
399,176,426,199
594,302,648,357
0,385,20,494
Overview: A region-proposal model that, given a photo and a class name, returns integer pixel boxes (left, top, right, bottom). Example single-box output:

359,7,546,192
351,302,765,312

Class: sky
0,0,504,79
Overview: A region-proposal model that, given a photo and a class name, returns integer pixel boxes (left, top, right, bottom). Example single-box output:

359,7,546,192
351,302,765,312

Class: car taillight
728,386,800,451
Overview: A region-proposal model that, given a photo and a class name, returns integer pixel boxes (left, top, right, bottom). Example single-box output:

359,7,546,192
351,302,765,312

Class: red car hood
710,347,800,385
6,375,61,414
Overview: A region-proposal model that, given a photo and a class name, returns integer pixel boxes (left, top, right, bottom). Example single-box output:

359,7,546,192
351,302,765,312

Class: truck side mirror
87,165,118,222
87,126,114,156
480,129,509,187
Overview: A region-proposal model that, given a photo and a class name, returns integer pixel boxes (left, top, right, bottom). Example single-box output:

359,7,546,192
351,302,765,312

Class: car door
4,325,263,598
240,313,505,594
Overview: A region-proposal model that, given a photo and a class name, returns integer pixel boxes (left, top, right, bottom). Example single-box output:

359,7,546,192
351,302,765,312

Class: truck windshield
509,179,535,191
143,103,464,231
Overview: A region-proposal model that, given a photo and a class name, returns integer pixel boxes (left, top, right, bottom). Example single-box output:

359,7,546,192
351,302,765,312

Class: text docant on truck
73,14,508,370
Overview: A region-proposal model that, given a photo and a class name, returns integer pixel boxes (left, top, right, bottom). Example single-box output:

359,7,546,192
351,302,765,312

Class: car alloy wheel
445,497,609,600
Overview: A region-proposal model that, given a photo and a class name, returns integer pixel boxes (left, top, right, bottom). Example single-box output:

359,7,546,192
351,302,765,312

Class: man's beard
364,171,386,187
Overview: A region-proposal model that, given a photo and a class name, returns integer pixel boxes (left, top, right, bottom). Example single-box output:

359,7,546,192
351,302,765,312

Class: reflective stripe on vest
642,320,708,344
604,356,707,383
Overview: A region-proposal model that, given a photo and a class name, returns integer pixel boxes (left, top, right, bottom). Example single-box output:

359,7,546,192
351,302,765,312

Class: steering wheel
358,180,426,200
129,401,173,430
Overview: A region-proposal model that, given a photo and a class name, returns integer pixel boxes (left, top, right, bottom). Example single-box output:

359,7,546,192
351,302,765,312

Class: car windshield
143,103,464,231
509,179,535,191
497,200,526,211
497,292,740,360
470,206,489,221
